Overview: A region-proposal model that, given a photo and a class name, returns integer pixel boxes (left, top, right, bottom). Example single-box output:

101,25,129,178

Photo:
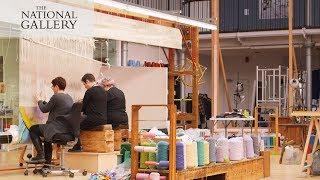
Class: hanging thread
243,135,255,159
197,141,205,166
157,141,169,162
216,137,229,163
228,137,244,161
207,137,217,163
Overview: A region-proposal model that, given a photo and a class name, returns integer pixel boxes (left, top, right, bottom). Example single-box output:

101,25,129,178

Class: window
259,0,288,19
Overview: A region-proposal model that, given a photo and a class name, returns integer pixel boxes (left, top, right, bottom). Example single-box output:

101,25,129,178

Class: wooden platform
64,151,120,173
176,157,265,180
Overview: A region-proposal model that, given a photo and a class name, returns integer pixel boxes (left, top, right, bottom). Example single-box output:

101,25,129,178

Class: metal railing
123,0,320,33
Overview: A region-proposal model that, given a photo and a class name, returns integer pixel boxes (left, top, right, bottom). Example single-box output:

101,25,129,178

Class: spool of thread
150,172,160,180
216,137,229,163
176,142,185,170
139,142,150,169
251,135,261,155
186,142,198,168
135,146,157,153
193,142,198,167
243,135,255,159
124,151,131,162
160,176,167,180
203,141,210,165
144,161,169,169
228,137,244,161
157,141,169,162
207,138,217,163
197,141,205,166
136,173,150,180
142,132,156,139
183,142,187,169
148,141,157,168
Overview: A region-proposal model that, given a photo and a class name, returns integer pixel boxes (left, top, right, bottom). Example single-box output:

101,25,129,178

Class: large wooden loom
95,2,270,180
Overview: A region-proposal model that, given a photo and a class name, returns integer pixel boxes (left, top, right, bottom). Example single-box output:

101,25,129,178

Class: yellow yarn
186,142,197,168
19,107,34,129
203,141,210,165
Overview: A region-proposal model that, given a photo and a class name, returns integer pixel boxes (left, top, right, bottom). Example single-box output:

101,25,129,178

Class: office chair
24,102,87,177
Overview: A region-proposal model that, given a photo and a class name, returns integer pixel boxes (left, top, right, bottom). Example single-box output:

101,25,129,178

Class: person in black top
68,73,108,152
98,77,128,129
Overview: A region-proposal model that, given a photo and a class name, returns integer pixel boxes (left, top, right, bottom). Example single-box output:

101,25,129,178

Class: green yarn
120,142,131,163
124,151,131,162
197,141,205,166
157,141,169,162
148,141,157,169
140,141,149,169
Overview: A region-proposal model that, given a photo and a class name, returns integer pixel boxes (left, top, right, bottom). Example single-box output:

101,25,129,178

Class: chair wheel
42,172,48,177
82,170,87,176
69,172,74,178
27,154,32,159
19,163,23,167
24,170,28,176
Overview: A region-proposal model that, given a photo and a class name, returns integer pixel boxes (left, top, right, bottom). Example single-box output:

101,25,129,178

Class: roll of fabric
216,137,229,163
228,137,244,161
243,135,255,159
207,137,217,163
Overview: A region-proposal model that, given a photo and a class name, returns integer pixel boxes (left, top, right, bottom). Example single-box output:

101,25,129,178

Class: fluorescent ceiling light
94,0,217,30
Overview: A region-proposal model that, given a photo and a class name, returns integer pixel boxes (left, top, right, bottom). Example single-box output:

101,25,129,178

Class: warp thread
207,137,217,163
216,137,229,163
176,142,185,170
243,135,255,159
228,137,244,161
197,141,205,166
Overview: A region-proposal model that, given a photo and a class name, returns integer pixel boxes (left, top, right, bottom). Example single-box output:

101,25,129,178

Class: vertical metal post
306,38,312,110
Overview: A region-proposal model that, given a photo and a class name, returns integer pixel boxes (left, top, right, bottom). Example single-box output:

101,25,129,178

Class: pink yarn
228,137,244,161
243,135,255,159
216,137,229,162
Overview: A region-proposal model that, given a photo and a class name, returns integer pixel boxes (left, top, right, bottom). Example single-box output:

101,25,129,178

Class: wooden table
210,117,255,137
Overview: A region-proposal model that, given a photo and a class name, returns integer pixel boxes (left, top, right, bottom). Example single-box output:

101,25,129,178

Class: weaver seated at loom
29,77,74,166
97,77,129,130
69,74,109,152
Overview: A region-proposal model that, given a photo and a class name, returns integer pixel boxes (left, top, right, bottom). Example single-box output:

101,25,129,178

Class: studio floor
0,150,319,179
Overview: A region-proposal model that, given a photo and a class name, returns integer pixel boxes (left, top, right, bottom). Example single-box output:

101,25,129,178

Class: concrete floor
1,149,320,179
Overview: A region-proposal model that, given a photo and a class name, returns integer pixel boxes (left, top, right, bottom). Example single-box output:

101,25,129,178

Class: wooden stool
80,125,114,153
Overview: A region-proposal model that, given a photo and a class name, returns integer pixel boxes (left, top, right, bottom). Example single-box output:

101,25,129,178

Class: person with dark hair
68,73,108,152
29,77,73,165
98,77,128,129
